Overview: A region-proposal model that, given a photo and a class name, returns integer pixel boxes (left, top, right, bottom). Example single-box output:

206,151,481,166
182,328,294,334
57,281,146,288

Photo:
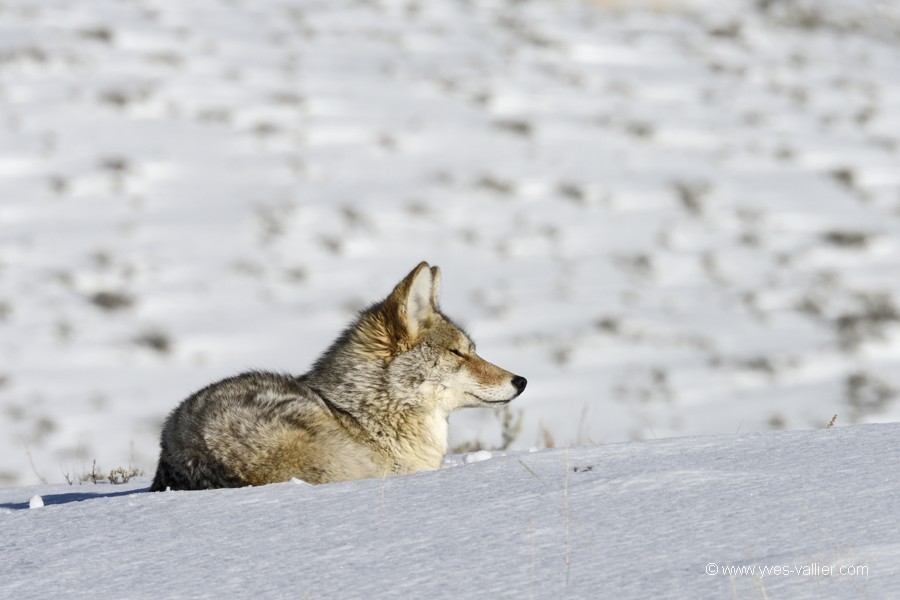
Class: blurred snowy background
2,0,900,485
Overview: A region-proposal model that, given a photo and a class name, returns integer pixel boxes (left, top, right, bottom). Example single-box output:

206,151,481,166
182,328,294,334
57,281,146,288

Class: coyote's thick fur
150,262,526,490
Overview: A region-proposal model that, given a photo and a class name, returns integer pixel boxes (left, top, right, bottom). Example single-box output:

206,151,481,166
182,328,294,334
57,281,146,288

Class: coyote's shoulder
150,262,526,491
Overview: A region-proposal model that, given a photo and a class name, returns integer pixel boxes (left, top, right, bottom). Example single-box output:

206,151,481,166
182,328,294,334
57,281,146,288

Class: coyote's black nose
511,376,527,395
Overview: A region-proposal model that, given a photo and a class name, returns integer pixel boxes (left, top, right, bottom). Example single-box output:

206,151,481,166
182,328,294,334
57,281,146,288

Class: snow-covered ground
2,0,900,486
3,423,897,599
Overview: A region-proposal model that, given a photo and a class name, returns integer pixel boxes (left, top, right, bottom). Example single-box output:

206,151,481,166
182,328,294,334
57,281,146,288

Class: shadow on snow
0,487,150,510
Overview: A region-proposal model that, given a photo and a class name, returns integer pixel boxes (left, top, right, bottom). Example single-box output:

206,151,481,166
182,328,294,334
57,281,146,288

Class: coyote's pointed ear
397,262,437,339
372,261,440,346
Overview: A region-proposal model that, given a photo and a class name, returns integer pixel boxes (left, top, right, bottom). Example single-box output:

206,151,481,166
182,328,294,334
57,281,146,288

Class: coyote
150,262,526,491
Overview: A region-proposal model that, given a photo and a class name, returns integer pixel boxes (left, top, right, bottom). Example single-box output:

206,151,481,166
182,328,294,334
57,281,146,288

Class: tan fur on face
464,353,513,387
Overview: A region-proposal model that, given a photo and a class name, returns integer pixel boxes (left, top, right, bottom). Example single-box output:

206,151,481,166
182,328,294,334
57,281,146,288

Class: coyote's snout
150,262,526,491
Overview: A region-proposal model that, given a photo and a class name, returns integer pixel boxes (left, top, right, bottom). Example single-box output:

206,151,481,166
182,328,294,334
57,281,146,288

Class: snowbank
3,423,896,599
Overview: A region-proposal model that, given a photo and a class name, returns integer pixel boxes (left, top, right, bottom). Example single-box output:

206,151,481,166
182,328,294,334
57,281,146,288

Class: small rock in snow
29,495,44,509
464,450,493,464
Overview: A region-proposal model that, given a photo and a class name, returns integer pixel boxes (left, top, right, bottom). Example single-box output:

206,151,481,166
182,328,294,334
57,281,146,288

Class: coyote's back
150,262,526,491
150,372,382,490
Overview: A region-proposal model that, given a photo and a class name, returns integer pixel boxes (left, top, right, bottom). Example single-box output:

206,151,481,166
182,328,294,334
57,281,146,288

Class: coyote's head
349,262,527,412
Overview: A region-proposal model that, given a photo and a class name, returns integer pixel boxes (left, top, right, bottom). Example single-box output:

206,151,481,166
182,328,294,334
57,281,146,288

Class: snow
2,423,896,598
463,449,494,464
